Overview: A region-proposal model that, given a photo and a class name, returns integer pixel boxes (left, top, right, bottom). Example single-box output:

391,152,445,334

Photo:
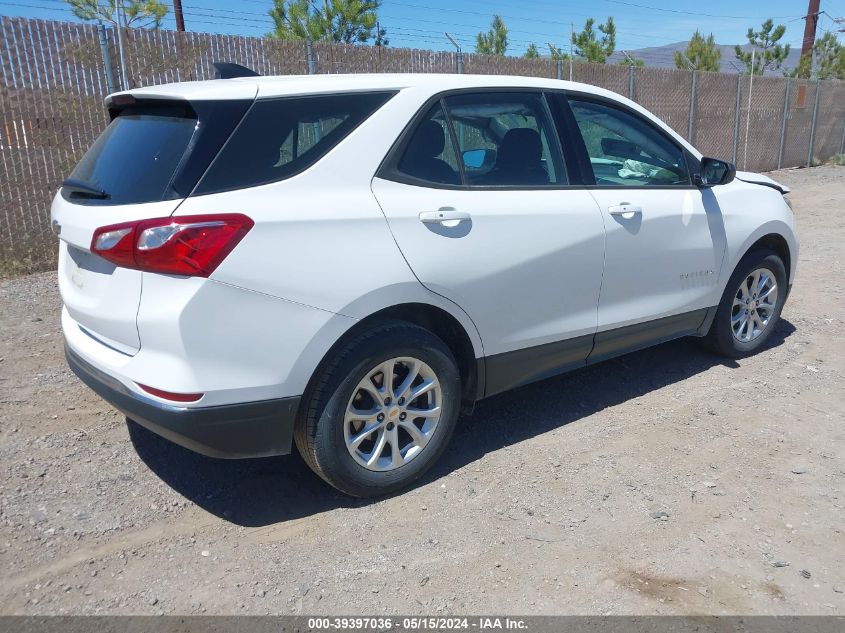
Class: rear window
64,104,198,206
193,91,395,195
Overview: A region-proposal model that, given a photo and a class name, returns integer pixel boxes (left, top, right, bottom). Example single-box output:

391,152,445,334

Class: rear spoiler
213,62,260,79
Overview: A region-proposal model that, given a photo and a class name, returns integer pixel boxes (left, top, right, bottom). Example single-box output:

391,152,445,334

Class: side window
444,92,566,186
276,116,348,167
568,99,690,187
195,91,394,195
396,104,461,186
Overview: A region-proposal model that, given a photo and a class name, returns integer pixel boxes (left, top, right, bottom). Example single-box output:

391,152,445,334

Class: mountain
607,42,802,75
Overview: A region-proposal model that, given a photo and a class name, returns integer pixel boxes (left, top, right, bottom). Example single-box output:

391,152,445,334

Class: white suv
53,73,798,497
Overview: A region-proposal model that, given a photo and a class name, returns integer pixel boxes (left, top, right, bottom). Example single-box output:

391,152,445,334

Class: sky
1,0,843,58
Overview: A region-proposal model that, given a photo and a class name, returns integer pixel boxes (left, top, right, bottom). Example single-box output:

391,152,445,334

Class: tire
702,248,788,358
294,320,461,498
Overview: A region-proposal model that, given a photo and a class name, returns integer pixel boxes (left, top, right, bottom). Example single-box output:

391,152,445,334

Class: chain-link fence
2,15,844,274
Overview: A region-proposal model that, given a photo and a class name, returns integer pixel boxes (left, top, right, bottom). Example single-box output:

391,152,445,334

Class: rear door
372,91,606,393
53,97,250,354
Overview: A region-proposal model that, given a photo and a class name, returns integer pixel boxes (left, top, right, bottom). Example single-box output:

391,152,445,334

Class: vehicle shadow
128,318,796,527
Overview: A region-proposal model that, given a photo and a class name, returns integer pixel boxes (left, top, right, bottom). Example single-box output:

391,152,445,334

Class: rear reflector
138,383,203,403
91,214,253,277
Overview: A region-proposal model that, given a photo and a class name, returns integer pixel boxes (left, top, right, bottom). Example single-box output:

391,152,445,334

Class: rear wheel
703,248,787,358
295,321,461,497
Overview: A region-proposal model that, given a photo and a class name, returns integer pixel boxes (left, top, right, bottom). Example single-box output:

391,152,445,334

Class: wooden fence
1,16,844,273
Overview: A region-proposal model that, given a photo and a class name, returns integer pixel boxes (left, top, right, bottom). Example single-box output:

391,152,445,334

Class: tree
735,19,790,75
788,33,844,79
269,0,385,44
814,32,845,80
524,42,540,59
674,30,721,72
67,0,168,28
788,53,812,79
475,15,508,55
571,17,615,64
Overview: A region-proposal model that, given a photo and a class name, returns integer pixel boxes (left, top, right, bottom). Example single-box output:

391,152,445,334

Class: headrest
497,128,542,167
411,119,446,157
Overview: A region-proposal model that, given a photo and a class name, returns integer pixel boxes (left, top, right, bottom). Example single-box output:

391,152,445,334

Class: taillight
90,214,253,277
137,383,203,403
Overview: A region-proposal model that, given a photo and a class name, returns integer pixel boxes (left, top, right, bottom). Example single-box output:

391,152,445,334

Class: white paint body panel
52,193,184,353
57,73,797,409
588,188,727,331
372,178,606,355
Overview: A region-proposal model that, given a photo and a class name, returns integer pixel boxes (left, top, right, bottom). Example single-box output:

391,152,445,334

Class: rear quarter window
194,91,395,195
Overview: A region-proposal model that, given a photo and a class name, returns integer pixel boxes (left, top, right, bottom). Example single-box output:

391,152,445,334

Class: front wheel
295,321,461,498
703,248,788,358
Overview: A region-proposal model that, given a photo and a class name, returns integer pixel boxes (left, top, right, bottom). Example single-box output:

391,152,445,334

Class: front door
563,96,726,359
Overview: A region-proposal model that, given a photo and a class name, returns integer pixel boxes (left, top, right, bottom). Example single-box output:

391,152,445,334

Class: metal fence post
556,58,562,80
306,39,316,74
807,80,821,167
628,65,635,100
456,50,463,74
777,78,790,170
732,74,741,165
97,23,117,94
840,116,845,155
687,70,697,143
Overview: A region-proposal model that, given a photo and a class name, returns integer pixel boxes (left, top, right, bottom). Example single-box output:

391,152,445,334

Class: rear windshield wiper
63,178,110,199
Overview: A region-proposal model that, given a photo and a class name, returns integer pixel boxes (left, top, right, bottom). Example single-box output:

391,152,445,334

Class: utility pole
801,0,821,60
173,0,186,31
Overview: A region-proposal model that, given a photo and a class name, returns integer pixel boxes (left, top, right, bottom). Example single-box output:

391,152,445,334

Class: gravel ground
1,166,843,615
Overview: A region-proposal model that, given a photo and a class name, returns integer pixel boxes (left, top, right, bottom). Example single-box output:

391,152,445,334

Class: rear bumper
66,344,299,459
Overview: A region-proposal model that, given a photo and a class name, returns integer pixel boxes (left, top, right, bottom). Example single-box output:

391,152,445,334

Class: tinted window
568,99,690,186
396,104,461,185
196,92,394,195
445,92,566,186
65,104,198,205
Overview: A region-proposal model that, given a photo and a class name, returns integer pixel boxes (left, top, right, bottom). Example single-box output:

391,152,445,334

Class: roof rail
212,62,261,79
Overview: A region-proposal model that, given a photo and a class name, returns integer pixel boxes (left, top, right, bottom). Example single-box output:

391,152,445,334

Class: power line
601,0,799,20
0,0,809,61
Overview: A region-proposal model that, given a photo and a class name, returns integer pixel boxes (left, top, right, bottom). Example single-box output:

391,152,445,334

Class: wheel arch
302,302,484,412
744,233,792,282
727,221,797,288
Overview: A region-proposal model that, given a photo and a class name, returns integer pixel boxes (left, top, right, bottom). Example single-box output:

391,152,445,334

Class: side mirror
696,157,736,187
462,148,495,169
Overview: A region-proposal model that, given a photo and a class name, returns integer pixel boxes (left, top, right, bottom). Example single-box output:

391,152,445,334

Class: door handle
419,209,471,225
608,203,642,216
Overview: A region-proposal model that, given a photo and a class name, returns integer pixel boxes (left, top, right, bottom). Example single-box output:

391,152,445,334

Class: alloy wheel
343,357,443,471
731,267,778,343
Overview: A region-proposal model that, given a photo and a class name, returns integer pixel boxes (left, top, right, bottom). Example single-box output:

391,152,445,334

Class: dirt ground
1,166,843,616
